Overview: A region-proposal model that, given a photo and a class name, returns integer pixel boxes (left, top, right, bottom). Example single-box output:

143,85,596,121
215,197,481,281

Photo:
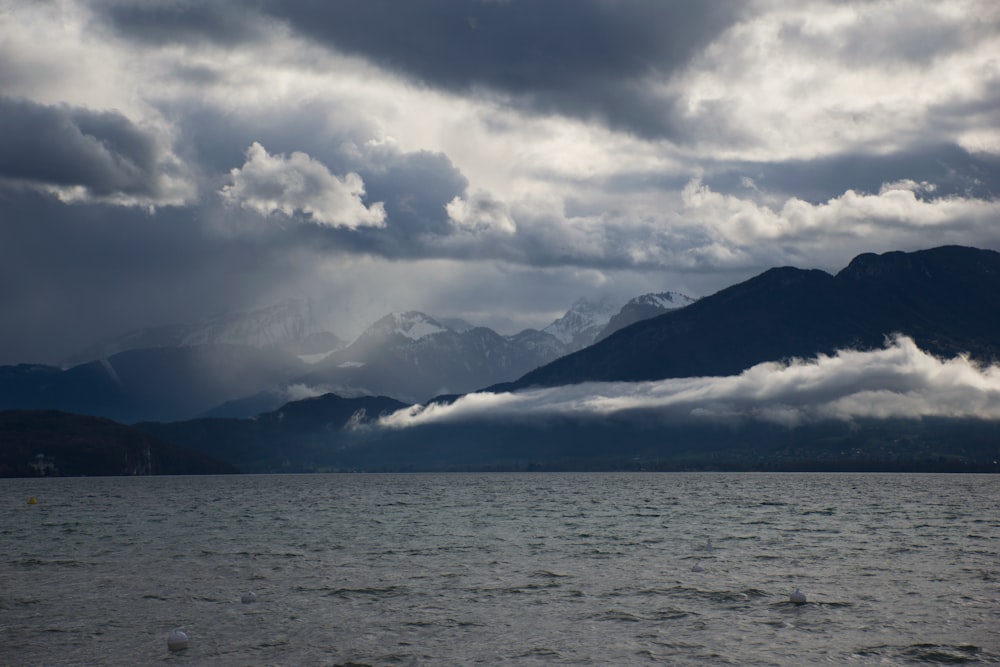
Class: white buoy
241,591,257,604
167,628,189,652
790,588,807,605
691,561,704,573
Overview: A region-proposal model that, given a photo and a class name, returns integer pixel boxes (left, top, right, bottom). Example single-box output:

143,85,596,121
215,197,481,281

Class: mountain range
132,245,1000,474
0,290,692,422
4,245,999,475
504,245,1000,391
286,295,694,406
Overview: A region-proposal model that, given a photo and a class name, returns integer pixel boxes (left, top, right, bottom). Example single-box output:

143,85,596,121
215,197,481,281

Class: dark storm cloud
220,137,995,274
213,139,470,258
248,0,744,138
92,0,745,137
0,186,308,365
0,96,170,199
702,143,1000,204
103,0,263,46
360,148,469,242
121,97,472,257
164,99,373,179
262,1,736,87
4,0,998,369
134,97,467,252
169,102,678,270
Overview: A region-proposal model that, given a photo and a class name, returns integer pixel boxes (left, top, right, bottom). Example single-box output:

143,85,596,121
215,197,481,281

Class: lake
2,473,998,665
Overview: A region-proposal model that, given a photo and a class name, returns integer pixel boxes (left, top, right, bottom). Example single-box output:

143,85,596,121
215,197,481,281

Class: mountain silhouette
506,246,1000,389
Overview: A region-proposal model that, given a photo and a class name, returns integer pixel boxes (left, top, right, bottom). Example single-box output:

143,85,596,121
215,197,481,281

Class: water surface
2,473,998,665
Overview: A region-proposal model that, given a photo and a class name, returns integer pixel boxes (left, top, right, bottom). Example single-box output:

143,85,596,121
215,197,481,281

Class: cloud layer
379,336,1000,429
0,96,192,206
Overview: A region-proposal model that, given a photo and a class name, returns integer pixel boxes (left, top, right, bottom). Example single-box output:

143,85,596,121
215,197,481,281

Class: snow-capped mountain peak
629,291,696,311
367,311,449,342
543,296,623,347
593,290,698,343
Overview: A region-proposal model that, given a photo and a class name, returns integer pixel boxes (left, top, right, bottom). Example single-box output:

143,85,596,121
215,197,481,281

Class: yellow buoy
27,496,38,505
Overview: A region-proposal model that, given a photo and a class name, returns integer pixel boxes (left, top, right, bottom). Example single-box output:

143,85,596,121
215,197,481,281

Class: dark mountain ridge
0,289,692,421
594,291,695,343
0,345,306,423
138,393,409,472
506,246,1000,390
0,410,236,477
138,397,1000,473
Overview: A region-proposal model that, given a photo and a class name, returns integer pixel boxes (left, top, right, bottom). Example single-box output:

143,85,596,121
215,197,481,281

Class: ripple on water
856,643,992,664
294,584,411,600
1,472,997,666
591,609,644,622
13,557,83,568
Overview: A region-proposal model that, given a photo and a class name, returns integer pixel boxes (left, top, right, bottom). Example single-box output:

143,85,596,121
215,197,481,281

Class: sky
2,0,999,365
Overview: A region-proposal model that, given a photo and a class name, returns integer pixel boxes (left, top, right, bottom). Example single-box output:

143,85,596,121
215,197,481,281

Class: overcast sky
2,0,999,364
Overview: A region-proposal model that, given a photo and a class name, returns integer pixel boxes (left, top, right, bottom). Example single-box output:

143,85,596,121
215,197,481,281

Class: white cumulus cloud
220,142,386,228
676,178,1000,270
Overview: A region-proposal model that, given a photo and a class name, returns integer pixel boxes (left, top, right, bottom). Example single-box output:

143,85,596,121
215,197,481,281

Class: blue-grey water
2,473,997,666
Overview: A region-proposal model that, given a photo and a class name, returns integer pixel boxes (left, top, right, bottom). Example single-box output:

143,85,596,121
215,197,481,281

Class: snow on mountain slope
59,292,694,417
595,291,697,342
542,296,623,349
357,312,450,344
633,292,696,310
541,292,697,351
292,311,569,402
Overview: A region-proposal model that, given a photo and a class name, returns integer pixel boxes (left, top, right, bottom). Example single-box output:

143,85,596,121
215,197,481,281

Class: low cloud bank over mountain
379,335,1000,430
